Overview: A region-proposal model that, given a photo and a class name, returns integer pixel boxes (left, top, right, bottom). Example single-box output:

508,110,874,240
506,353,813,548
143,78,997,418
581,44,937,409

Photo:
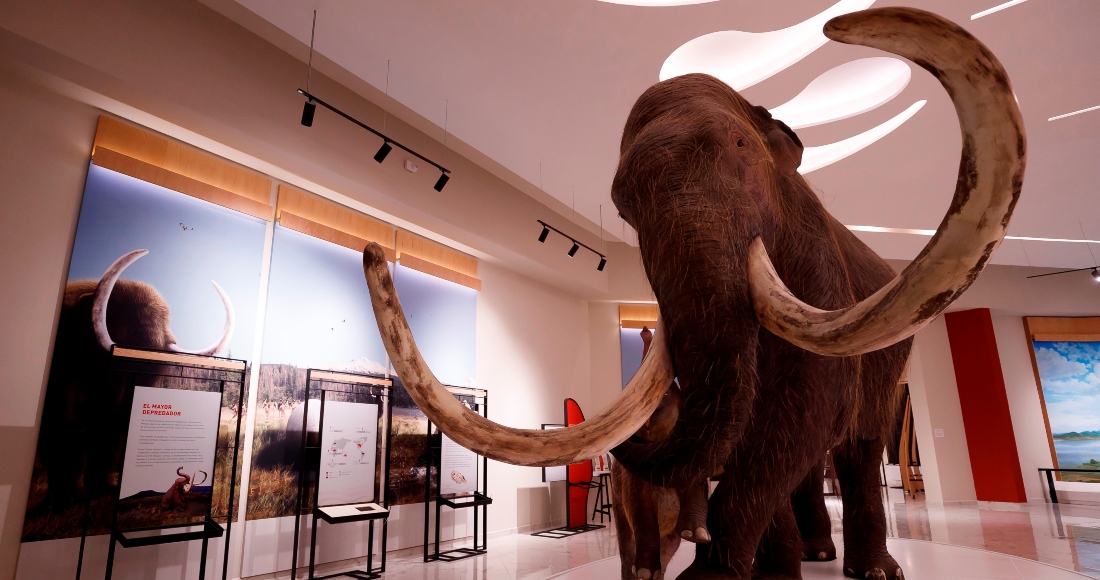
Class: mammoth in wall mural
361,8,1023,580
36,249,233,509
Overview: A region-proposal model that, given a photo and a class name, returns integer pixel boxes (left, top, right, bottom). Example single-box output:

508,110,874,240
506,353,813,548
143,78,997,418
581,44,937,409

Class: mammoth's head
613,74,803,236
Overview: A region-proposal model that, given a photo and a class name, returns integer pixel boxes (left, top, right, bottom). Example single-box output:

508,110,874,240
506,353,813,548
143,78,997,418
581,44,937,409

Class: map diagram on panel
318,400,379,506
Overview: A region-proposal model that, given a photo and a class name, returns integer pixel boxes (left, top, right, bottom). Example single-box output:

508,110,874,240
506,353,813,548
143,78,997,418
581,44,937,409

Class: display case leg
104,534,118,580
309,517,320,579
198,536,209,580
367,520,374,573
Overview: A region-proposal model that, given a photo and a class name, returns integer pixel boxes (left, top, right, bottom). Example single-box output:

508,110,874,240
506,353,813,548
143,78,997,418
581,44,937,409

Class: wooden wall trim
1024,317,1100,337
92,116,271,205
276,185,395,249
396,230,477,279
398,254,482,291
279,212,396,262
619,304,659,327
92,147,274,221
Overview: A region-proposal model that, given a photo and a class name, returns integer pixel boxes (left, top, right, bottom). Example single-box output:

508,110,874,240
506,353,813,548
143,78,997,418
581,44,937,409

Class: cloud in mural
1036,346,1089,380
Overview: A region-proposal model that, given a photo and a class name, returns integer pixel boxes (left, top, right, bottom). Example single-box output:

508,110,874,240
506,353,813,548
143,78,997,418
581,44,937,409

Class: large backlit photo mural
246,226,390,520
1033,341,1100,482
22,163,267,541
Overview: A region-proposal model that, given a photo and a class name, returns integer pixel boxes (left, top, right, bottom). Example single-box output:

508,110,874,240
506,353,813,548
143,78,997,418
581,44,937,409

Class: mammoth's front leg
677,478,711,543
754,499,803,580
792,456,836,561
833,437,900,580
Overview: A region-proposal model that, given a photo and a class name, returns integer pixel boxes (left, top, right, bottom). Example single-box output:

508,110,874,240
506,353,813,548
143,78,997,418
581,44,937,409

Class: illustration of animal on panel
35,250,233,514
359,7,1024,580
161,467,209,511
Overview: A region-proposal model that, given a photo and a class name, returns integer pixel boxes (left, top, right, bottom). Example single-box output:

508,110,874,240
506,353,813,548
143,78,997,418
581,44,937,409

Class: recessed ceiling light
660,0,876,90
798,100,925,174
599,0,717,5
770,57,910,130
971,0,1029,20
1049,105,1100,122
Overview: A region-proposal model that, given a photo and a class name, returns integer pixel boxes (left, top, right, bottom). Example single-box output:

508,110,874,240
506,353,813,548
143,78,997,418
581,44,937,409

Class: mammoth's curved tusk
362,243,674,467
169,280,235,356
194,470,208,486
749,8,1025,356
92,249,150,352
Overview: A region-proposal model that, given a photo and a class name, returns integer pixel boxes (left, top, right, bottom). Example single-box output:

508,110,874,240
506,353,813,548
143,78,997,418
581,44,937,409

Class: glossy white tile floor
546,535,1090,579
292,487,1100,579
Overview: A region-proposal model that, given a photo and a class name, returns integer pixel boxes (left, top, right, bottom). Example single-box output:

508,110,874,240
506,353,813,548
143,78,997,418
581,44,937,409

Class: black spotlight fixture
1092,268,1100,282
535,220,607,270
434,172,450,192
301,100,317,127
374,141,392,163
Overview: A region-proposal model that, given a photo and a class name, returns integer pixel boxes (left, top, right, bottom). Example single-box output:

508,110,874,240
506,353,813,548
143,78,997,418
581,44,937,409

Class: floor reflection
860,486,1100,578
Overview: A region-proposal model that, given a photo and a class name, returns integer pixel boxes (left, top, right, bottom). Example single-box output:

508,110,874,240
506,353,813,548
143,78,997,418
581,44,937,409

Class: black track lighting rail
536,220,607,271
1026,266,1100,280
298,88,452,184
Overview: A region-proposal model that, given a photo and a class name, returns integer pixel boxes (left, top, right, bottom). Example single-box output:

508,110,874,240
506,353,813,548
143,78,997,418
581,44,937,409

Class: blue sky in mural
260,226,388,371
68,164,266,358
1034,341,1100,435
392,264,476,387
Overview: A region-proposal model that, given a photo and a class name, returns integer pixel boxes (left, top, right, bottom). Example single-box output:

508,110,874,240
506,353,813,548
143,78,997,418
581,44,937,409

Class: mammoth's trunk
611,194,762,489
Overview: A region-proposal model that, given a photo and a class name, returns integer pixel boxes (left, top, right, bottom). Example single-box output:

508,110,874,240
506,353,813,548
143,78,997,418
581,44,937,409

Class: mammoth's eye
736,139,745,147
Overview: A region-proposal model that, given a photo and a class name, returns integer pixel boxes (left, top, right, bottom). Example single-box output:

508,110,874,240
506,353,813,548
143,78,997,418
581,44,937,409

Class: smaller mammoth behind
613,373,711,580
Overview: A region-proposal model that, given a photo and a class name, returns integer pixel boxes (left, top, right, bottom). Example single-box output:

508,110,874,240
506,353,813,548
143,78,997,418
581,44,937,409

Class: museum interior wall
1,1,1098,579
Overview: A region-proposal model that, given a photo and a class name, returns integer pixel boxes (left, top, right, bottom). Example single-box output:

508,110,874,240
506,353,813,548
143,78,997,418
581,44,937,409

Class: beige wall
896,258,1100,505
0,60,100,580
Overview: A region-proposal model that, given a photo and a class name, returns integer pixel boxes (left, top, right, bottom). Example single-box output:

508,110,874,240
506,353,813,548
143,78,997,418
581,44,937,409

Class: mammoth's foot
842,553,904,580
800,534,836,562
628,564,664,580
678,480,712,544
675,560,737,579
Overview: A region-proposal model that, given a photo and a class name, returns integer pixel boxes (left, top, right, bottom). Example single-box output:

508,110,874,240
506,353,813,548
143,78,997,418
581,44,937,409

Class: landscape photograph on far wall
1033,341,1100,482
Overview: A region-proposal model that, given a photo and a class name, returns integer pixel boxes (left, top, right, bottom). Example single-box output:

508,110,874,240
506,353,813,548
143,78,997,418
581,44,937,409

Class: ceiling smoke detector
404,159,419,173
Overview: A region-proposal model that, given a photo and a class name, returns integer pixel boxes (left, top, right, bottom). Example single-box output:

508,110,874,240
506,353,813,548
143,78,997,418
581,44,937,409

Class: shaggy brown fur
609,73,911,580
37,280,176,504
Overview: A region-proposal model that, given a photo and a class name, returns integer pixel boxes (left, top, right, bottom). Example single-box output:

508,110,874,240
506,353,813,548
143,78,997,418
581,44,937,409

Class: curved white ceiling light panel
769,57,910,130
798,100,926,175
660,0,876,90
599,0,718,5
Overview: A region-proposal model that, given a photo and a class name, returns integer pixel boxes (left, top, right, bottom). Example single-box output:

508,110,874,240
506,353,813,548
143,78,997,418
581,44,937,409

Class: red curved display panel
564,398,591,529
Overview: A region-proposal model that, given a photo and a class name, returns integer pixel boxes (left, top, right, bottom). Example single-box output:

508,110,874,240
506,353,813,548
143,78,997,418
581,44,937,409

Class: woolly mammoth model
37,249,233,506
360,8,1023,580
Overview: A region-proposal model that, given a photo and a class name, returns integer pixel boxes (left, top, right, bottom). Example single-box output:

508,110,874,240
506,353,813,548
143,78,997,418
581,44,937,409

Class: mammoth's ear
753,106,804,175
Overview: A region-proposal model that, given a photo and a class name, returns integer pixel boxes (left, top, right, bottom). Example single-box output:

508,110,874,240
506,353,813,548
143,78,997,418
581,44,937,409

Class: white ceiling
224,0,1099,268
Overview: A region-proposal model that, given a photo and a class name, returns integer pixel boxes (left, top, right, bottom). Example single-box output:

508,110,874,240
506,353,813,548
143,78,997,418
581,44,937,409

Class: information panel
439,434,478,497
318,400,379,506
118,386,222,528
